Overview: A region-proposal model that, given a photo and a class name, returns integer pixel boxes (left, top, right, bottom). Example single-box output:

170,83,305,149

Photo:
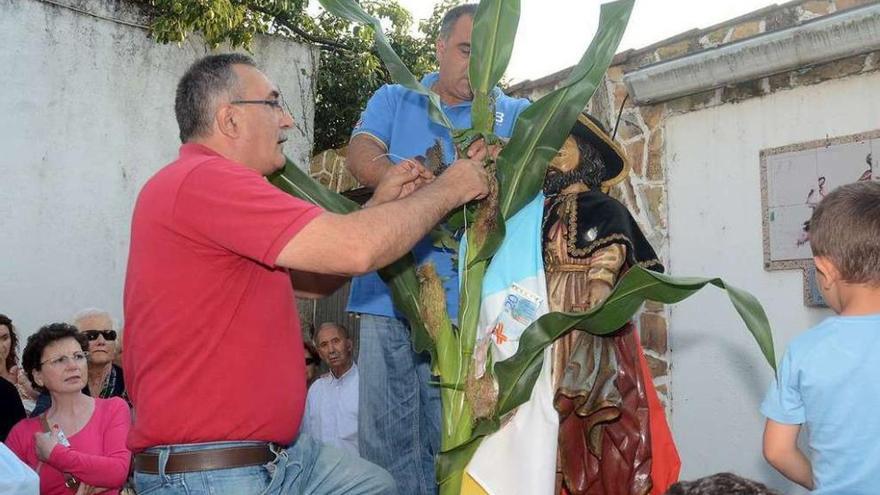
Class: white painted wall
0,0,317,341
665,71,880,491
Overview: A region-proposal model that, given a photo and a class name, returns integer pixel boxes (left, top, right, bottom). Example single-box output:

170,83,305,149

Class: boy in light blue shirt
761,181,880,494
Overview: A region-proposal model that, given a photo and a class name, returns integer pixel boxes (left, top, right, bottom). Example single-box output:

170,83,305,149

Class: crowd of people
2,3,880,495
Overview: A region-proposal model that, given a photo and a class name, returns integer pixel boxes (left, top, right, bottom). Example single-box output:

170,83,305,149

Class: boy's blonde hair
810,181,880,285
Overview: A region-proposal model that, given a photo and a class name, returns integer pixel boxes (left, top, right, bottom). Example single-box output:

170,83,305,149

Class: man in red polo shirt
123,53,489,495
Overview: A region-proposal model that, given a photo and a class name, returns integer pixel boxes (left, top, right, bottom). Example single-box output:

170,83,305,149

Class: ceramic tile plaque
760,130,879,307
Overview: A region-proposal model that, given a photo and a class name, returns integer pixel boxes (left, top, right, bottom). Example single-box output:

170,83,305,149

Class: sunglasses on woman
83,330,117,341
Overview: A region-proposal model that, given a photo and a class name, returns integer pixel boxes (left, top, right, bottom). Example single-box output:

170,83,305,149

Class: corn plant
270,0,776,493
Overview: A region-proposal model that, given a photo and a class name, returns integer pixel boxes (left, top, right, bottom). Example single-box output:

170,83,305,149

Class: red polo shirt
123,144,322,452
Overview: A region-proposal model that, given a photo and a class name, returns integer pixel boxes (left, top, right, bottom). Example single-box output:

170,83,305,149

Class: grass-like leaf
496,0,635,221
317,0,453,130
469,0,521,133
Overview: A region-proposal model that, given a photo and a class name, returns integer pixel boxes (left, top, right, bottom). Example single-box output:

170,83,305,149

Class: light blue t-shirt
760,314,880,494
346,73,530,320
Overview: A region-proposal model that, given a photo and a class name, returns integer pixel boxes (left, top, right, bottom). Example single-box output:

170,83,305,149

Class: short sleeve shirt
347,72,530,320
761,314,880,494
123,144,323,452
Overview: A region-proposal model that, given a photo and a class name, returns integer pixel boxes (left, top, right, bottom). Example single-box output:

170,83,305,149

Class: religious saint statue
543,114,679,495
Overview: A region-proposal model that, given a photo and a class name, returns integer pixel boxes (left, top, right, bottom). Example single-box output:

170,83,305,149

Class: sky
394,0,782,83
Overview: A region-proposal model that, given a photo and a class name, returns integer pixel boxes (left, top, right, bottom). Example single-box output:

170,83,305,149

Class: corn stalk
272,1,778,494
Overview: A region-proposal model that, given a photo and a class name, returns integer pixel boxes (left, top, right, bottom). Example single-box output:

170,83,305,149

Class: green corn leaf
496,0,634,221
268,159,435,358
437,437,485,486
493,266,777,418
317,0,453,130
269,159,360,212
469,0,521,133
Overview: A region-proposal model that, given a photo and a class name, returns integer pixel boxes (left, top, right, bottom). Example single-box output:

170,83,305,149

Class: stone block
629,51,660,70
720,79,764,103
639,104,665,130
767,72,793,93
802,0,832,16
621,179,641,217
606,65,625,83
642,185,666,228
310,147,360,192
700,27,729,48
730,21,762,42
765,7,799,32
309,152,327,175
616,114,644,141
624,139,646,177
655,39,692,61
589,85,611,126
331,160,360,193
640,313,669,354
836,0,873,11
796,54,867,86
645,354,669,379
613,82,629,114
646,130,664,181
654,384,669,402
667,89,718,113
865,51,878,71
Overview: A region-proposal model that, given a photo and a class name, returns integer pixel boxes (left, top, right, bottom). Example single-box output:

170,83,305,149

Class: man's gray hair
71,308,117,330
175,53,257,143
314,321,350,342
439,4,478,40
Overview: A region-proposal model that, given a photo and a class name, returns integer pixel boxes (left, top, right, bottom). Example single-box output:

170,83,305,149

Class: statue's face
543,134,606,196
549,137,580,174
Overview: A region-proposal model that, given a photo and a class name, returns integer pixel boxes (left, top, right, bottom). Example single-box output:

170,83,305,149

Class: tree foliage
138,0,463,152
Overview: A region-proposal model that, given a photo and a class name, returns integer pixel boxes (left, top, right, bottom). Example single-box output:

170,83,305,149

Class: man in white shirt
302,322,359,455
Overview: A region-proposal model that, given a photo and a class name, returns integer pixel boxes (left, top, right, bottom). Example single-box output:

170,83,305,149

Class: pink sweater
5,397,131,495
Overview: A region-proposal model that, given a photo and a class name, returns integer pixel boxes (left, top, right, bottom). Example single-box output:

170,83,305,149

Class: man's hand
365,159,434,208
467,138,503,162
436,158,490,205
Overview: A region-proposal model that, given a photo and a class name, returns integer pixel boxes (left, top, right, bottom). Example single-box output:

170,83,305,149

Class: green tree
138,0,462,153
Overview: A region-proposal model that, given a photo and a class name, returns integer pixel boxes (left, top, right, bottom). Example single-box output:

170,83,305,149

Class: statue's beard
543,162,604,196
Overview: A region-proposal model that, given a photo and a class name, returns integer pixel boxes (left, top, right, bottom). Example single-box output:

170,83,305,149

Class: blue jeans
133,436,397,495
357,314,441,495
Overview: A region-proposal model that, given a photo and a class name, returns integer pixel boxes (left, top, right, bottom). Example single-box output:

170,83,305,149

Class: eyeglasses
83,330,117,341
230,92,293,117
40,351,89,368
231,99,283,109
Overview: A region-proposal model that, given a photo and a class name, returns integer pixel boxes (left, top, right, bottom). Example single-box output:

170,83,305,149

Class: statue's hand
587,281,613,309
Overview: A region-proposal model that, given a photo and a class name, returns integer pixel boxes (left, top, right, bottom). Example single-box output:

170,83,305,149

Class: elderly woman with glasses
31,309,129,417
6,323,131,495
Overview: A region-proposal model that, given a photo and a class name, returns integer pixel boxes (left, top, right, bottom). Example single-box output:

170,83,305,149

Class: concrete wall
0,0,317,340
665,70,880,491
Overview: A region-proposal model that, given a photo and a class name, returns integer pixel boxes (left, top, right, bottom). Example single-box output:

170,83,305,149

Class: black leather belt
134,444,275,474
